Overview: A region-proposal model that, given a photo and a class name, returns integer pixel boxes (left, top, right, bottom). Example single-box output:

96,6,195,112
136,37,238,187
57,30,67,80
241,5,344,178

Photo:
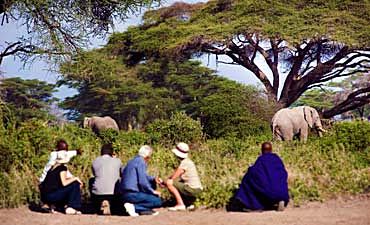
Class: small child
39,139,79,183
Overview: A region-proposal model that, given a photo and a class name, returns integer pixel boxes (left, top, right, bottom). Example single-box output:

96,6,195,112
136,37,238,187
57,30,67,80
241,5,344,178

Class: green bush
332,121,370,152
146,111,204,145
98,129,120,144
0,116,369,208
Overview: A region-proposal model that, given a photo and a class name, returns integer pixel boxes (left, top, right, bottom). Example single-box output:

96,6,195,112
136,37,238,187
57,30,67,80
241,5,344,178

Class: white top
179,158,202,189
39,150,77,183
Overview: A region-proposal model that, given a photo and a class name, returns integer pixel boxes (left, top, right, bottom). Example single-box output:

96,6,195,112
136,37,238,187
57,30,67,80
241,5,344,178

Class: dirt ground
1,195,369,225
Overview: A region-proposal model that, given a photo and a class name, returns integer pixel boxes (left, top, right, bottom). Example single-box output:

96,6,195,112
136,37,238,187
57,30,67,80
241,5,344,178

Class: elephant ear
303,107,313,128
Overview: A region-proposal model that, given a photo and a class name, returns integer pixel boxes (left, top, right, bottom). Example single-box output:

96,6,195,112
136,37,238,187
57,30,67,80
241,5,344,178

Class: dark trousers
91,194,122,214
122,192,162,212
44,181,81,210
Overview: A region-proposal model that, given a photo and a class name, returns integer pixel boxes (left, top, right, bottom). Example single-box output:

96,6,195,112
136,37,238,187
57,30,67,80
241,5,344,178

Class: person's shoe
168,205,186,211
186,205,195,211
124,203,139,217
277,200,285,211
65,207,82,215
138,210,159,216
40,203,56,213
100,200,111,215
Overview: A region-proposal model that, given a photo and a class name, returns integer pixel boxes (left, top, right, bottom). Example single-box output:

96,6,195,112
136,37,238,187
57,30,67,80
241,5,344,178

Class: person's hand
76,148,82,155
75,177,83,187
155,176,165,186
153,190,161,197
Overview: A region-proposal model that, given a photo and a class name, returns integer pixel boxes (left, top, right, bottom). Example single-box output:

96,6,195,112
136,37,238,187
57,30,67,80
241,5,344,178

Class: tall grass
0,120,369,208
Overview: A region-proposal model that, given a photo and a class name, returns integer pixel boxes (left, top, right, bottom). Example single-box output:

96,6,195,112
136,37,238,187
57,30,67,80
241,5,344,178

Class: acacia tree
0,0,159,64
105,0,370,118
0,77,57,121
294,72,370,118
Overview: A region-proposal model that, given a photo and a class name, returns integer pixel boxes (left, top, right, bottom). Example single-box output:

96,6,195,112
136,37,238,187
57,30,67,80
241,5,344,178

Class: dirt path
1,195,369,225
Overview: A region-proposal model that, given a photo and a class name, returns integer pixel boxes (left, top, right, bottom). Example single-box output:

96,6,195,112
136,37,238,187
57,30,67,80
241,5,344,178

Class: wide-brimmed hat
171,142,189,159
55,150,71,164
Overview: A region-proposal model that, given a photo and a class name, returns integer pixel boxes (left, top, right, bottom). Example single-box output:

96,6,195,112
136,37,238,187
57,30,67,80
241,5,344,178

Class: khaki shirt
179,158,202,189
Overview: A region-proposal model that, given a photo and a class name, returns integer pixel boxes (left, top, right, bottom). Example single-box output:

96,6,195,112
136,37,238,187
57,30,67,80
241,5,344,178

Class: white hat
172,142,189,159
55,150,71,164
138,145,153,158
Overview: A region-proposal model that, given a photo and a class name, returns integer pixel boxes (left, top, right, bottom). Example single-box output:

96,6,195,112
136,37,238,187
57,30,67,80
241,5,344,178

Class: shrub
146,111,203,145
0,117,369,209
332,120,370,152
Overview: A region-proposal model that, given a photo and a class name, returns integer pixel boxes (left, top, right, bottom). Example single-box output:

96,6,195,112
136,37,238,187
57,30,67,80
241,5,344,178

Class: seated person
120,145,162,216
231,142,289,212
39,139,80,184
165,142,203,211
91,143,122,215
39,150,83,215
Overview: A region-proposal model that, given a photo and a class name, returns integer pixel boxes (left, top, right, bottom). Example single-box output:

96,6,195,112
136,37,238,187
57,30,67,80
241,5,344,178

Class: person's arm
136,162,155,194
39,152,57,182
60,170,83,187
169,167,185,180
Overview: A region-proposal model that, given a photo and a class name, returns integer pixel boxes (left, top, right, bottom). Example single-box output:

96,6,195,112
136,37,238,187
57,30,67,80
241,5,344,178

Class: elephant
83,116,119,134
271,106,326,142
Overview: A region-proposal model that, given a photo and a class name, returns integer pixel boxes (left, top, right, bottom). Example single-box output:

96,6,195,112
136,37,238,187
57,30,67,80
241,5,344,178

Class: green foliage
0,77,57,123
332,121,370,153
109,0,369,58
0,111,368,208
98,129,120,145
146,111,204,145
293,88,335,111
60,57,272,138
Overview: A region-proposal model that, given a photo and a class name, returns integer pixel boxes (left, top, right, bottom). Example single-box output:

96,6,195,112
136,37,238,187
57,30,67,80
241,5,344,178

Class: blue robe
235,153,289,210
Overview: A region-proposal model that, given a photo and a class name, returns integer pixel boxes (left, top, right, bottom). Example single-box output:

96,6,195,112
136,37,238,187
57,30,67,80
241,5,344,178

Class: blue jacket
120,155,155,194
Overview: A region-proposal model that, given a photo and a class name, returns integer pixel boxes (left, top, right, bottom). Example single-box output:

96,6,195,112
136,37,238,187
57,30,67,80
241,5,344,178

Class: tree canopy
0,77,57,122
0,0,159,64
106,0,370,117
59,49,272,137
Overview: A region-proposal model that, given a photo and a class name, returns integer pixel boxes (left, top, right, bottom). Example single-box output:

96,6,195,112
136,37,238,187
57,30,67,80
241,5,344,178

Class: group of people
38,140,203,216
38,139,289,216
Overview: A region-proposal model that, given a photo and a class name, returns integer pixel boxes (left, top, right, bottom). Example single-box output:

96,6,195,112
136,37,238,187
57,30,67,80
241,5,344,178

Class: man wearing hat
165,142,203,211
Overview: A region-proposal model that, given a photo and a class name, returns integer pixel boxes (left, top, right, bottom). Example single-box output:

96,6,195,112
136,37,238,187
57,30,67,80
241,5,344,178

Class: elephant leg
273,127,284,141
299,128,308,142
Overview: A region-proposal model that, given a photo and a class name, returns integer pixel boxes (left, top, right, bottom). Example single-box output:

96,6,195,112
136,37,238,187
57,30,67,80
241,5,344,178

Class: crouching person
230,142,289,212
39,151,83,215
91,143,122,215
120,145,162,216
166,142,203,211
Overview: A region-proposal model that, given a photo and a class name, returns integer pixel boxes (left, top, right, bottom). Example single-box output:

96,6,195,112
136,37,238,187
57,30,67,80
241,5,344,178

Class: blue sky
0,0,269,100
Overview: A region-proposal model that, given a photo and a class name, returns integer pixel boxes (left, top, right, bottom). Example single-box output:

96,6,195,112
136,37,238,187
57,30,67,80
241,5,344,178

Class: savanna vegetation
0,0,369,211
0,103,369,208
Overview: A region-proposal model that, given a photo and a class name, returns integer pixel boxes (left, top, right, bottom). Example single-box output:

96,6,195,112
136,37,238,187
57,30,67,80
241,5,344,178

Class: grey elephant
83,116,119,134
271,106,326,142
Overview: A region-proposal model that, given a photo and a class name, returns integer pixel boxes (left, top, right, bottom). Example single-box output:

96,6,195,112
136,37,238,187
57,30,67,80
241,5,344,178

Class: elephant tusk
317,127,326,132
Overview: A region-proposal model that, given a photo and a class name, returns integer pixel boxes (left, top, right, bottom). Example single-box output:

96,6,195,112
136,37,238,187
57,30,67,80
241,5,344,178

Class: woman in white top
165,142,203,211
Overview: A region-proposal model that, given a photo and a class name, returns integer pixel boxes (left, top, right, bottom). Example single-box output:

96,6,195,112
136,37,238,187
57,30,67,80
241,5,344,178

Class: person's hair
261,141,272,154
138,145,153,158
101,143,114,156
56,139,68,151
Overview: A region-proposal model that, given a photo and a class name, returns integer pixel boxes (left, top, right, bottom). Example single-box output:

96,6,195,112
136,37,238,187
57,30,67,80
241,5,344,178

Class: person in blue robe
232,142,289,211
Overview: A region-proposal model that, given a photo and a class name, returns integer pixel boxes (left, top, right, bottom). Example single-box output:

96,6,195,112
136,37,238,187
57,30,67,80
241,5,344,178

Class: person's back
120,145,162,216
91,143,122,215
92,154,121,195
234,142,289,211
120,155,154,194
